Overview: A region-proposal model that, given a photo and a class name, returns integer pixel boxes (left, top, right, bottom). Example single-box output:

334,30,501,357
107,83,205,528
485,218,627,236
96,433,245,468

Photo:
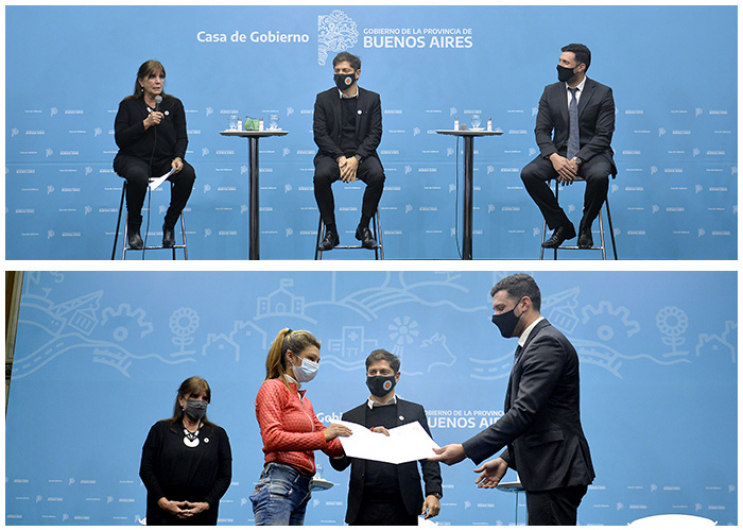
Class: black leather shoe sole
541,226,576,249
317,234,339,251
361,239,378,250
355,227,378,249
578,234,593,249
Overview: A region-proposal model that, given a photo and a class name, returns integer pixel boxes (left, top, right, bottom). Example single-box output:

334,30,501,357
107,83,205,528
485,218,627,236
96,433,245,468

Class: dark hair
169,376,213,428
561,43,591,71
265,328,321,387
490,273,542,312
126,59,169,100
333,51,361,71
365,349,400,373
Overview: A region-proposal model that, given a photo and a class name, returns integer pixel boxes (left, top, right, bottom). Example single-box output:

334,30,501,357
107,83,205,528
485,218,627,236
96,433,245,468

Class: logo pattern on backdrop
317,10,358,65
6,271,738,525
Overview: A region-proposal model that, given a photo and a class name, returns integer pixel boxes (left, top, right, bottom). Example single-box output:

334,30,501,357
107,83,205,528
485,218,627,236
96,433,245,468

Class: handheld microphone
155,95,162,113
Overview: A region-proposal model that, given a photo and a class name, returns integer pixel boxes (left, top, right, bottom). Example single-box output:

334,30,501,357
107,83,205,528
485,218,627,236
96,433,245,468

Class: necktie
505,345,523,409
567,87,580,160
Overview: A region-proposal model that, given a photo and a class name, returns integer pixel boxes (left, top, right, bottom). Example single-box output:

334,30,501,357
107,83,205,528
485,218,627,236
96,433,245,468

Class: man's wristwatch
429,492,443,499
573,156,584,167
354,154,363,164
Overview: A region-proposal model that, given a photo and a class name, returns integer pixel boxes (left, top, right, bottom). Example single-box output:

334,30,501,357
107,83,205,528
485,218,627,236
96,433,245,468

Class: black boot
162,223,175,248
127,214,143,250
163,207,180,248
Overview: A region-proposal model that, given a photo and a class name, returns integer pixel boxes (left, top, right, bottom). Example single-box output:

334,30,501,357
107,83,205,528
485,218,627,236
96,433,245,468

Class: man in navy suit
313,52,385,252
330,350,442,525
521,44,616,249
432,274,594,525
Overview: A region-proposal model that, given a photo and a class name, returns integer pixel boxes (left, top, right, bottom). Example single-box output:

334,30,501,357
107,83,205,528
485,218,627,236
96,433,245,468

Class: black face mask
557,64,577,83
491,300,524,338
334,73,356,91
366,375,396,398
184,399,207,421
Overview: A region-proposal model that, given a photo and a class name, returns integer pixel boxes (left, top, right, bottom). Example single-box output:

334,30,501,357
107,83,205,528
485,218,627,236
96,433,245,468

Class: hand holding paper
148,167,177,190
336,420,440,464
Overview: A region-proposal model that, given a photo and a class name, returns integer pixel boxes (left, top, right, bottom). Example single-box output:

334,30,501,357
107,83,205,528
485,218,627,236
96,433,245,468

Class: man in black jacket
313,51,385,251
331,349,442,525
521,43,616,249
432,274,594,525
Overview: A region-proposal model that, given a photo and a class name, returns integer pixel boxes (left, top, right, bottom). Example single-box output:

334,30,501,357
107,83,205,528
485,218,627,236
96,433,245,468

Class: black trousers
313,155,385,229
350,494,417,526
114,154,196,230
525,484,588,526
521,153,611,231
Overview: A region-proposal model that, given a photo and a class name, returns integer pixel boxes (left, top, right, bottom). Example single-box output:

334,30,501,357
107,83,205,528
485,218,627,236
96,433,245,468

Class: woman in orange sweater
251,328,352,525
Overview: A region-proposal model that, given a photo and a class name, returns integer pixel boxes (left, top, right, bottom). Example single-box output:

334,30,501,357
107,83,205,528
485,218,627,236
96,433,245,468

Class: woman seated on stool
114,59,195,250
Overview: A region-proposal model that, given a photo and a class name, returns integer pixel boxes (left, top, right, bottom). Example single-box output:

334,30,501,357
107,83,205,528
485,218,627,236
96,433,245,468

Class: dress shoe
355,225,378,249
578,229,593,249
128,231,143,250
317,231,339,251
577,217,593,249
162,224,175,248
541,224,576,249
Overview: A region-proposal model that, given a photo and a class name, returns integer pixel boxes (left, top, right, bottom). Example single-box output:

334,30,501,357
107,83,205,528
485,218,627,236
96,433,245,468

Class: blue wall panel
5,271,737,524
5,6,737,259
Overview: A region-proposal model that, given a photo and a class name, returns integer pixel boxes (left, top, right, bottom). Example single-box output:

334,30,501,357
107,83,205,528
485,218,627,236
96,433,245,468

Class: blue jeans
250,463,313,525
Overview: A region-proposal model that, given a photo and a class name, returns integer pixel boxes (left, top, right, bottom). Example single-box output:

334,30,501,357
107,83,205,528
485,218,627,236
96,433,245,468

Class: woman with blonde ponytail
250,329,352,525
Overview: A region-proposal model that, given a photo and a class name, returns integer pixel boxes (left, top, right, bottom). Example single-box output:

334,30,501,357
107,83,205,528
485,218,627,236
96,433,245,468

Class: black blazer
462,319,595,492
534,77,617,175
313,86,383,164
330,398,442,524
114,95,189,163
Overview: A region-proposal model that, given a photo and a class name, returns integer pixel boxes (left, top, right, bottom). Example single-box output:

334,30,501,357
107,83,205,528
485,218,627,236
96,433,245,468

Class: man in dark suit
521,43,616,249
330,349,442,525
431,274,594,526
313,51,385,251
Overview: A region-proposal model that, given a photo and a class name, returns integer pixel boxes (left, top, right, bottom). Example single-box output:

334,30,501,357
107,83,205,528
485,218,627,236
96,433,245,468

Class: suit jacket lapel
329,90,342,136
504,320,551,410
556,83,570,126
578,78,594,117
522,319,550,351
396,399,406,427
355,87,364,136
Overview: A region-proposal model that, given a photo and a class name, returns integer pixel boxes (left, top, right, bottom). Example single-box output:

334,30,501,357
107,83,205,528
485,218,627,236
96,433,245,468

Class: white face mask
291,356,319,383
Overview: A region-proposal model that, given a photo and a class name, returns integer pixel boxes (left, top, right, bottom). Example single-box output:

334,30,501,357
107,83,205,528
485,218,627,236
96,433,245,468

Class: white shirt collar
565,76,587,93
338,87,360,99
367,394,398,409
518,316,545,348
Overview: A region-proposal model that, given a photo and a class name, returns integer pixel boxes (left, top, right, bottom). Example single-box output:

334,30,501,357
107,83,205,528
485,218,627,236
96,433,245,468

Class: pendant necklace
183,426,200,448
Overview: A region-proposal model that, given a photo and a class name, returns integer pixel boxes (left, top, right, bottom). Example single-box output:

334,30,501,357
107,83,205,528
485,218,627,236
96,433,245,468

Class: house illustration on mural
695,321,737,363
257,279,305,317
327,326,378,358
202,321,267,362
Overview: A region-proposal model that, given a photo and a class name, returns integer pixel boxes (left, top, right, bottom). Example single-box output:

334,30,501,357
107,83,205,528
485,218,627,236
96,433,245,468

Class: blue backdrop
5,271,737,525
5,5,737,259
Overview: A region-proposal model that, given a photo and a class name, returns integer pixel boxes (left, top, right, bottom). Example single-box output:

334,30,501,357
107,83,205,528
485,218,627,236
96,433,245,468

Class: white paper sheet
337,420,440,464
148,167,176,190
